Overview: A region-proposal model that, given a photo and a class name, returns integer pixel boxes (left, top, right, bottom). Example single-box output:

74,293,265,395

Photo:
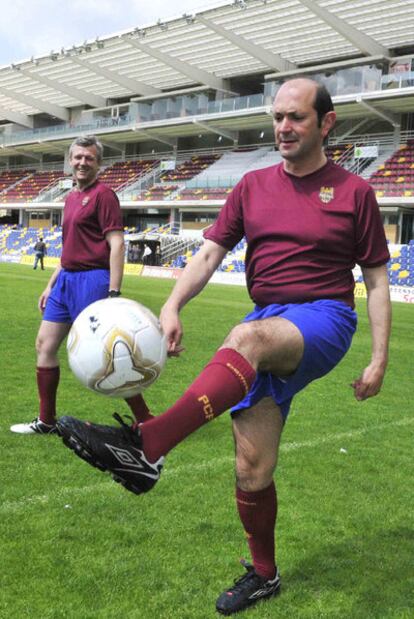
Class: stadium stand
135,184,180,201
98,159,156,192
167,235,414,288
186,148,274,188
0,171,65,203
0,224,62,258
159,154,221,183
0,169,36,194
369,140,414,197
387,242,414,286
1,213,414,289
0,0,412,286
177,187,233,201
325,144,353,165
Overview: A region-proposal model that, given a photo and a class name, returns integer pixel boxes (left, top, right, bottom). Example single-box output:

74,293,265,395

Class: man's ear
322,110,336,138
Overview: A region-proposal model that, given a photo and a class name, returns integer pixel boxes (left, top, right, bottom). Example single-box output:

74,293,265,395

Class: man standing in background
33,236,47,270
11,135,151,435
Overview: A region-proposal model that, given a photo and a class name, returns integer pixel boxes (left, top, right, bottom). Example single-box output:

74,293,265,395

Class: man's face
69,144,100,189
272,80,334,166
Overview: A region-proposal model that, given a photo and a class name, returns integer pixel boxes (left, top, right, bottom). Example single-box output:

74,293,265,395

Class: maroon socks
37,366,60,425
236,482,277,580
125,393,154,423
37,367,154,426
139,348,256,462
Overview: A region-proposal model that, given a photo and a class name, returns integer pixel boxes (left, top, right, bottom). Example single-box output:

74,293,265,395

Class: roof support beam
0,106,34,128
132,126,177,148
298,0,389,57
9,148,42,161
33,142,68,156
356,96,400,127
336,118,371,141
69,55,161,97
197,16,296,73
123,36,227,92
18,66,106,108
0,86,69,121
192,119,238,143
100,140,125,154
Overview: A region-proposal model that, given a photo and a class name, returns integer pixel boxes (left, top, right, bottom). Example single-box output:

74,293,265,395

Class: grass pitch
0,263,413,619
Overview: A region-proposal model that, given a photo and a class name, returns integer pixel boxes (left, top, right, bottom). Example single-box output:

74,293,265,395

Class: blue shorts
43,269,110,324
231,300,357,420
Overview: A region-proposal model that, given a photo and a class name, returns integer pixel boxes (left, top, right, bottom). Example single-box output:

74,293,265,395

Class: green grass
0,263,413,619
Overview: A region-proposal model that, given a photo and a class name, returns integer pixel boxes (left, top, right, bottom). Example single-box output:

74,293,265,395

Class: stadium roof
0,0,413,126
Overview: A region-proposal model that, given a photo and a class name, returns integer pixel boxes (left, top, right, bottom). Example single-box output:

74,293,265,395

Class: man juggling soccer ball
57,80,391,615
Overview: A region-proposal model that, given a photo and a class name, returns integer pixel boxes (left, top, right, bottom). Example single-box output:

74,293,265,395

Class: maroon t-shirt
61,180,123,270
204,160,390,308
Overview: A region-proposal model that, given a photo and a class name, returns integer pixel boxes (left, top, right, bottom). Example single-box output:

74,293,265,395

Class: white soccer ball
67,297,167,398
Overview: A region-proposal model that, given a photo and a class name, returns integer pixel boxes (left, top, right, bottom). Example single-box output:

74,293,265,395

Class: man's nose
278,117,292,132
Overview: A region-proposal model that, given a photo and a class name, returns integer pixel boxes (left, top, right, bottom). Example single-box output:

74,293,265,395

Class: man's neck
76,178,97,192
283,152,328,178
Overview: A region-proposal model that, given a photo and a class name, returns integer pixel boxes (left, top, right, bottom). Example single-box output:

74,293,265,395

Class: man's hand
351,362,386,401
38,287,51,313
160,304,185,357
356,265,391,402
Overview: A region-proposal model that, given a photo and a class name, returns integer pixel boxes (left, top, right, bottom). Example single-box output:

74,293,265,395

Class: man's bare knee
235,441,277,492
232,398,283,492
35,334,42,356
222,322,250,349
36,331,55,355
35,322,70,365
221,322,260,367
222,317,303,376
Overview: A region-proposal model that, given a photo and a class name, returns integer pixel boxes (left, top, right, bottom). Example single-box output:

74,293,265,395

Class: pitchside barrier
140,266,414,305
19,254,144,275
12,257,414,304
355,281,414,303
20,255,60,269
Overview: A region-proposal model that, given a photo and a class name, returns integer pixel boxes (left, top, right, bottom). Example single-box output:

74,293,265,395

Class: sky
0,0,225,67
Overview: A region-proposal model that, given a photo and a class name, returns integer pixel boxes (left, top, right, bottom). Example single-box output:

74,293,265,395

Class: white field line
1,416,413,514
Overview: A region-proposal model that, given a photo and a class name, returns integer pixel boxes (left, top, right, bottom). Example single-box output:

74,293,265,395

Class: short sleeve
97,188,123,235
355,186,390,267
203,179,245,250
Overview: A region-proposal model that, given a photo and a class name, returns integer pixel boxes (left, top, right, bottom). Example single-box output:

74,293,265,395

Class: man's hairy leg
36,320,71,424
232,398,284,580
222,315,304,377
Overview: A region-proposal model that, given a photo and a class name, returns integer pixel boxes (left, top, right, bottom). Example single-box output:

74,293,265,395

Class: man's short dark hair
313,84,334,127
69,135,103,164
281,77,334,127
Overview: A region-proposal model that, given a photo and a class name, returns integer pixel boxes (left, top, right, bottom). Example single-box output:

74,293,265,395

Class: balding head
276,78,334,127
272,77,336,175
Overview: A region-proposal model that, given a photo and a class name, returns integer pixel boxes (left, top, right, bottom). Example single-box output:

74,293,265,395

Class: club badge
319,186,334,204
82,197,90,206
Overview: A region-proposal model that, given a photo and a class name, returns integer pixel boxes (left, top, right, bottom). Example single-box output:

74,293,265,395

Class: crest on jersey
82,197,90,206
319,186,334,204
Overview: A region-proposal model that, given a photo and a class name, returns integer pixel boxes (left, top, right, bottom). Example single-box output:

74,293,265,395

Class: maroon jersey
61,180,123,270
204,160,389,308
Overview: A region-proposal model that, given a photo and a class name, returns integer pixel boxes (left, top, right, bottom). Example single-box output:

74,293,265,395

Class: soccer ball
67,297,167,398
